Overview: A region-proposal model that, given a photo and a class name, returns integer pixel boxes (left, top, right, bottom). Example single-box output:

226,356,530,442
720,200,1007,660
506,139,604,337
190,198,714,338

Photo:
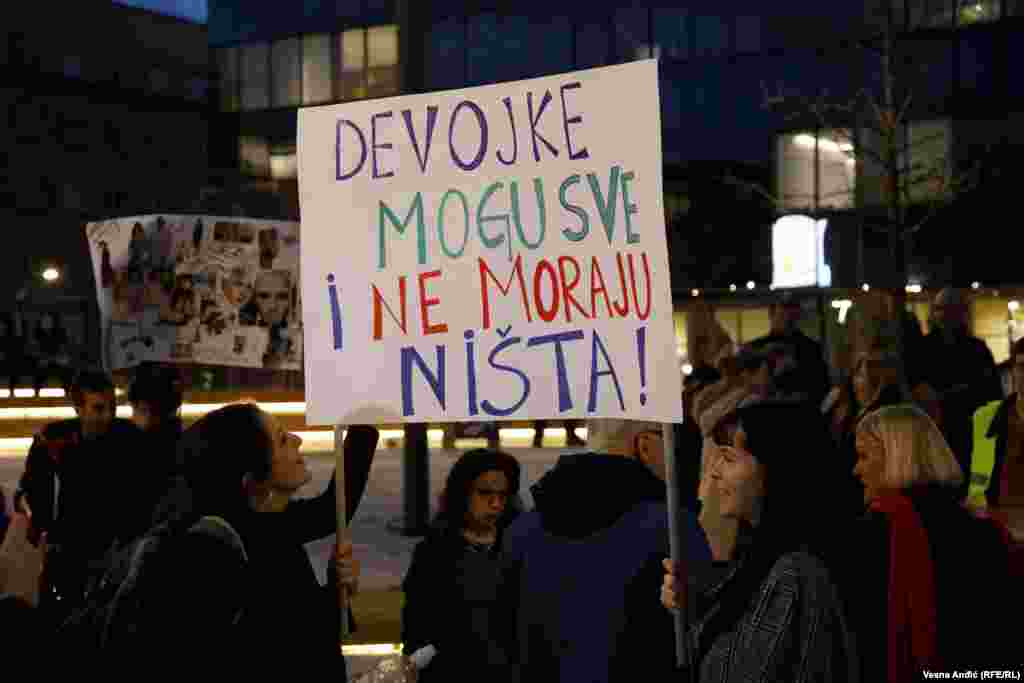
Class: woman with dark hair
662,400,859,682
101,403,379,669
402,449,522,682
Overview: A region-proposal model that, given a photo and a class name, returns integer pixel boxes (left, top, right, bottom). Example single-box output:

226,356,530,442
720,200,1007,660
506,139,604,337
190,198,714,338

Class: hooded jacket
500,453,711,683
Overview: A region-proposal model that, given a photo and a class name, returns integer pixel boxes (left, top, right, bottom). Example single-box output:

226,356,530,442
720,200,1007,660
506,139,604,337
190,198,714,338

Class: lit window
959,0,1001,24
303,34,333,104
902,120,950,202
270,144,297,180
776,131,855,210
271,38,302,108
239,137,270,177
217,47,240,111
858,120,951,206
240,43,270,110
339,29,366,100
367,25,400,97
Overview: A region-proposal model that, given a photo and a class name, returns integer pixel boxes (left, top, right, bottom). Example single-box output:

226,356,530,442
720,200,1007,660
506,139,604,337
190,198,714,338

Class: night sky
115,0,207,22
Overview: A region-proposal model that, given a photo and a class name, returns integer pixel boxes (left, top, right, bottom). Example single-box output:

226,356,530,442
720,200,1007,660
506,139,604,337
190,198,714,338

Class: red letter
418,270,448,335
479,255,533,329
628,252,652,321
372,276,407,340
533,259,560,323
557,255,590,323
611,253,631,317
590,256,613,319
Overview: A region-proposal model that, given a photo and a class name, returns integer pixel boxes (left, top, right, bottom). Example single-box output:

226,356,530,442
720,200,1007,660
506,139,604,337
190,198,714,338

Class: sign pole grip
334,424,350,643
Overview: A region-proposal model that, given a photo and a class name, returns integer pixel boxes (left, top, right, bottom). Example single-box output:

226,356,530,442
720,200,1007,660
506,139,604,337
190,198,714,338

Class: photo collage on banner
85,215,302,371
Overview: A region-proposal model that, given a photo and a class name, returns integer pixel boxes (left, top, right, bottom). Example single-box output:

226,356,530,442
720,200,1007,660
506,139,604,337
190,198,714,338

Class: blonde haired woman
840,404,1012,681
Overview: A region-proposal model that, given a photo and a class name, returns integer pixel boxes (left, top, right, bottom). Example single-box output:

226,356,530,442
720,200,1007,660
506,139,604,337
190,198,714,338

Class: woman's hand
334,539,360,597
0,513,47,607
661,558,681,612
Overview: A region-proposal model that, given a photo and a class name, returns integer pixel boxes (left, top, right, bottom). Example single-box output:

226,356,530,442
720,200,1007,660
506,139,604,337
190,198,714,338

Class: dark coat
500,453,711,683
687,547,858,682
748,329,832,408
15,418,147,602
918,331,1004,492
402,523,512,683
69,424,379,666
829,486,1015,681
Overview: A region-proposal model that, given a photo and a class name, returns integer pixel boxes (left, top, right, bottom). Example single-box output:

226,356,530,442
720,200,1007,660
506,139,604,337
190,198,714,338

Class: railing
0,387,579,450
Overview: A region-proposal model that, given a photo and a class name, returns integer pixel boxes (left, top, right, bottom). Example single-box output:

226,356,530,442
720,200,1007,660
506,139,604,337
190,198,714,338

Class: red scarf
870,493,941,681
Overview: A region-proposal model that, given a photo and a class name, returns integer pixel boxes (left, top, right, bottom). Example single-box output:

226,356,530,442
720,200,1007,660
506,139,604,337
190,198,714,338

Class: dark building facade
207,0,1022,295
3,1,212,365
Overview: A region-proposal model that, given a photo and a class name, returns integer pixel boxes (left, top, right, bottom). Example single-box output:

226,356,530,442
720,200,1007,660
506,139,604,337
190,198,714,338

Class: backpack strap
188,516,249,626
189,515,248,562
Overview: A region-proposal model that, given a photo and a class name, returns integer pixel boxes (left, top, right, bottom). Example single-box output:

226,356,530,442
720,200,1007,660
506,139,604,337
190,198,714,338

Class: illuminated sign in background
771,214,831,289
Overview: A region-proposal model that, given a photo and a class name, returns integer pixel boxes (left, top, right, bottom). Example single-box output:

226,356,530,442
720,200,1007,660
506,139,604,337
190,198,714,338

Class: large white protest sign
298,59,681,426
86,215,302,371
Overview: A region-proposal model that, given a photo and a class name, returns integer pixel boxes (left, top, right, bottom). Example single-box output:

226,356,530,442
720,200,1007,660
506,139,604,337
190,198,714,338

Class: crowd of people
0,286,1021,680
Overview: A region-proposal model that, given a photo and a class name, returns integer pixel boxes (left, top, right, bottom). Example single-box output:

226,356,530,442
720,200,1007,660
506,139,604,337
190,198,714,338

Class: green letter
379,193,427,269
437,189,470,259
559,174,589,242
621,170,639,244
511,178,546,250
477,181,512,261
587,165,621,245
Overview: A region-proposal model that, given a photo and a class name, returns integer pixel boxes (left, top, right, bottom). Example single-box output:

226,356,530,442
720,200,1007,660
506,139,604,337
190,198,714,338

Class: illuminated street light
746,281,755,290
729,284,737,292
691,289,700,297
862,283,870,292
972,282,981,290
42,267,61,283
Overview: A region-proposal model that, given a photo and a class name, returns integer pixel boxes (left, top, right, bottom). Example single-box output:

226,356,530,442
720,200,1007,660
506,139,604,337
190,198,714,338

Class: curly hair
434,449,523,533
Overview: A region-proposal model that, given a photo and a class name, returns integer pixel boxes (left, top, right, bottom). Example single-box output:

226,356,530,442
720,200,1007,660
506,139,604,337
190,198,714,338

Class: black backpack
59,515,248,652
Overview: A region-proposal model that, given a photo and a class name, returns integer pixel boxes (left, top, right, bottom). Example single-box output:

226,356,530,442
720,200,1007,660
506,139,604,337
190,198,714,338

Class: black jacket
15,418,147,566
918,331,1003,486
748,330,832,408
61,424,379,664
402,523,512,682
829,486,1014,681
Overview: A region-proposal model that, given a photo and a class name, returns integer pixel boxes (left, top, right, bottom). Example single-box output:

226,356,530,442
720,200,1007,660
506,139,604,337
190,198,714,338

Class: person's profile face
76,390,116,439
255,272,290,326
262,412,309,493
